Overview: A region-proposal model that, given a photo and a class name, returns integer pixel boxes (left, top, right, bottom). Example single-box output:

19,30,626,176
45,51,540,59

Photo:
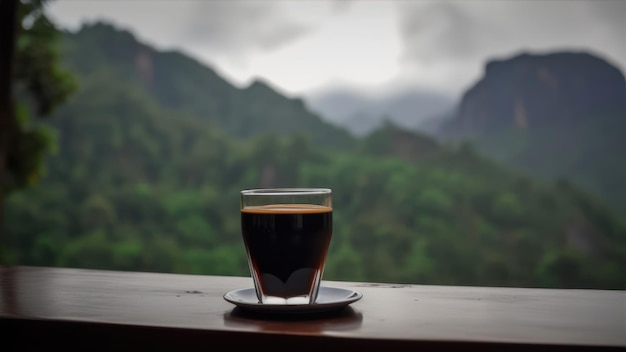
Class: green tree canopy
1,0,76,256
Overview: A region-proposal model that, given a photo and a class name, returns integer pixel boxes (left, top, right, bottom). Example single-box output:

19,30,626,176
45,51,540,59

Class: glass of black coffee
240,188,333,305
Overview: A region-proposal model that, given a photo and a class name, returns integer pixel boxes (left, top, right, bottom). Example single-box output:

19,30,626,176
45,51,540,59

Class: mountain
357,121,440,162
436,51,626,212
60,22,355,149
5,21,626,290
305,87,456,136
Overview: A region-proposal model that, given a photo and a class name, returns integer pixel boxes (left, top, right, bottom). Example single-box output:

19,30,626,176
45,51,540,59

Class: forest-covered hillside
5,22,626,289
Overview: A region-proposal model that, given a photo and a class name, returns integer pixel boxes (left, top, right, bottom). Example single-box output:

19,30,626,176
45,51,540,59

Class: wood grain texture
1,265,623,351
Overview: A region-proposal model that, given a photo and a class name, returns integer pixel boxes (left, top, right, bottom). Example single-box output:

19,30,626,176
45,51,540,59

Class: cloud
47,1,316,67
181,2,313,59
587,0,626,32
398,2,483,65
394,0,626,94
331,0,356,13
46,0,625,97
398,1,626,64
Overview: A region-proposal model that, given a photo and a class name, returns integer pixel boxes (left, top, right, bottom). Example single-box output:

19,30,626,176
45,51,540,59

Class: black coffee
241,204,332,299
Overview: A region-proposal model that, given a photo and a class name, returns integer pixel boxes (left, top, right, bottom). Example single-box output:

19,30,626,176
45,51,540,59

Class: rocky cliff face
441,52,626,138
437,51,626,212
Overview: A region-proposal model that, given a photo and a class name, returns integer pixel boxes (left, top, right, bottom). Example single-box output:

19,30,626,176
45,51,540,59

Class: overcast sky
46,0,626,100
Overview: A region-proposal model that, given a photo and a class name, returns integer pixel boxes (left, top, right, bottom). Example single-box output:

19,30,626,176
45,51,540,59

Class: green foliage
60,22,355,151
5,20,626,291
4,0,76,195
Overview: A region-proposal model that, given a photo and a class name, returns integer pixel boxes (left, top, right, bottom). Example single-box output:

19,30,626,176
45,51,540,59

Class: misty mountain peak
444,51,626,137
437,50,626,211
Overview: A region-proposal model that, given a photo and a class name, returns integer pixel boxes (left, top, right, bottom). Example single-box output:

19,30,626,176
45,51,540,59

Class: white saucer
223,286,363,314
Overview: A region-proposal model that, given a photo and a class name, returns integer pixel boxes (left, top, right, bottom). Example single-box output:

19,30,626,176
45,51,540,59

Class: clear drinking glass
240,188,333,304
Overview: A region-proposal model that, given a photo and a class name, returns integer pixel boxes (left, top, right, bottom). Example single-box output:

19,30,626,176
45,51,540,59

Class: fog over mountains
7,20,626,290
307,48,626,213
57,22,626,214
304,87,457,136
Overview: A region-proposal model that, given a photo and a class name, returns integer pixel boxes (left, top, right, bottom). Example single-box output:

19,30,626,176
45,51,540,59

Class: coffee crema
241,204,333,299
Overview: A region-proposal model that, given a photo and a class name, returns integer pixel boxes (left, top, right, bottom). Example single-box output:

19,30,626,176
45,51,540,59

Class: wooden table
0,265,623,351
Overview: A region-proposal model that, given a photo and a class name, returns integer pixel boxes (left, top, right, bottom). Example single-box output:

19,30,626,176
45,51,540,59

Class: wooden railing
0,265,623,351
